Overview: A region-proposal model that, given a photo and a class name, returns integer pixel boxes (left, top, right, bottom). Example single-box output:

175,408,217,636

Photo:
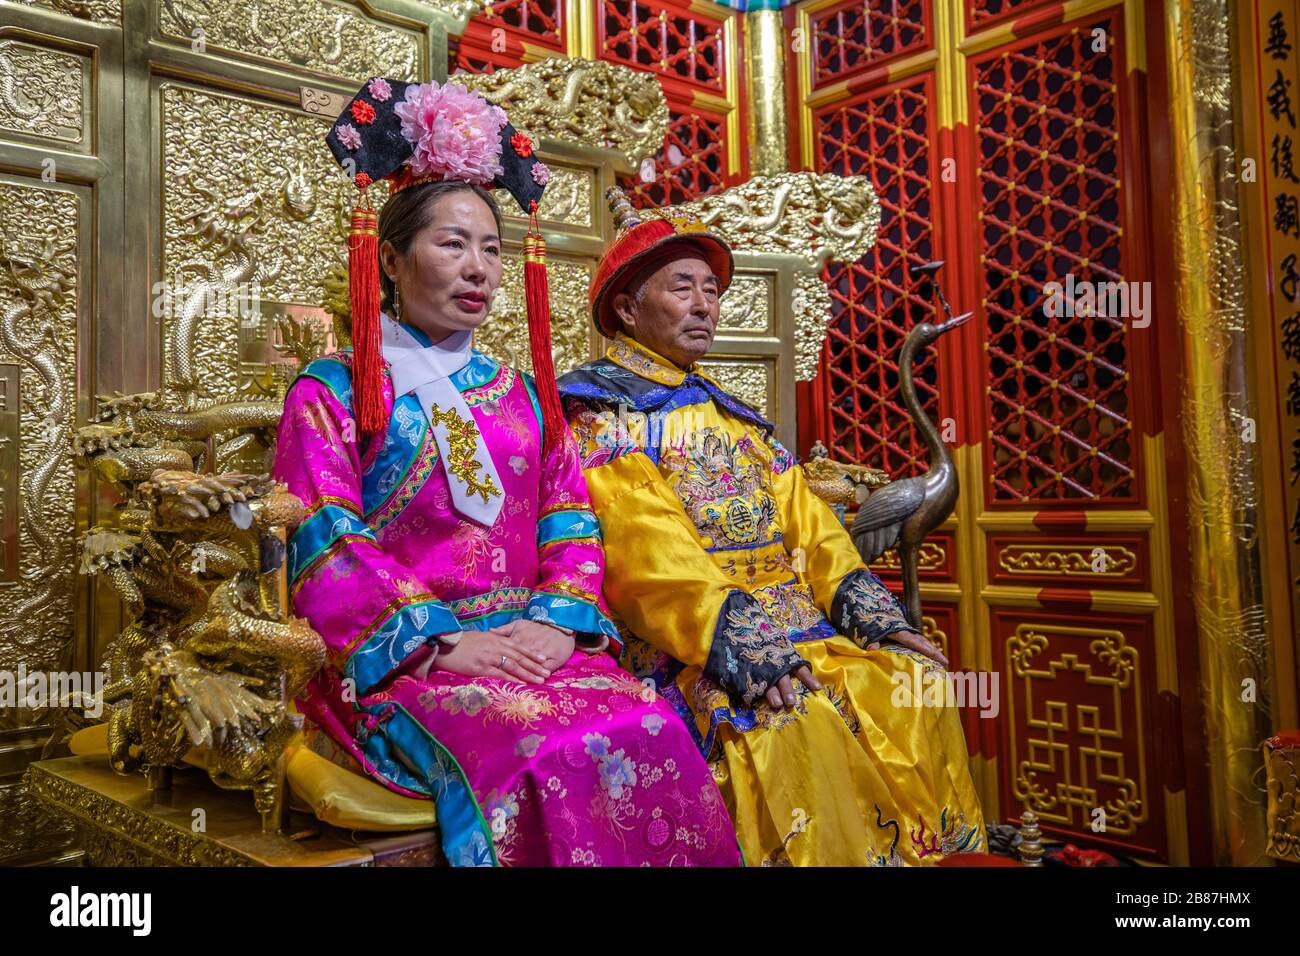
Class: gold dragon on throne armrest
64,373,325,832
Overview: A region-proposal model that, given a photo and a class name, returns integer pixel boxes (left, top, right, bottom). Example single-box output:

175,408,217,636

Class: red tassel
347,195,384,436
524,202,569,457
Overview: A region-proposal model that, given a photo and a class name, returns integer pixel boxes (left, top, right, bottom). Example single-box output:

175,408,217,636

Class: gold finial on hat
605,186,641,233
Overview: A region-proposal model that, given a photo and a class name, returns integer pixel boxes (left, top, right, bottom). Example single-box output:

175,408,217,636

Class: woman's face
381,190,502,341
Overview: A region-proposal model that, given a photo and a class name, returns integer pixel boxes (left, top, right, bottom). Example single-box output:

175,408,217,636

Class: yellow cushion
66,723,436,833
284,743,437,832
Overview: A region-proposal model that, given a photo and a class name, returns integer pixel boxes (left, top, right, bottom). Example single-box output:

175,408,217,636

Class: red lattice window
974,18,1134,503
810,0,930,88
968,0,1056,30
453,0,563,75
599,0,725,92
618,107,728,207
814,77,939,478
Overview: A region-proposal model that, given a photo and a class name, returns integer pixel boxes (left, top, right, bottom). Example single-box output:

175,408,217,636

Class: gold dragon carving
458,56,669,166
652,173,880,382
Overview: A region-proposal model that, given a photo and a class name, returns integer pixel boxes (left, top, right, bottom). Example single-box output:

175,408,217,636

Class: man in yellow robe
557,191,987,866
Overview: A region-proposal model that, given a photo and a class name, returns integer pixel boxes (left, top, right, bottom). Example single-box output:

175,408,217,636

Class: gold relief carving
655,173,880,269
999,544,1138,577
161,84,354,405
0,41,85,144
1006,623,1148,836
0,781,76,862
0,182,79,684
697,360,771,419
718,274,771,333
495,165,591,228
474,257,591,376
157,0,421,83
791,271,832,382
871,541,945,573
0,364,17,582
24,765,253,866
4,0,120,25
919,614,948,660
459,57,669,165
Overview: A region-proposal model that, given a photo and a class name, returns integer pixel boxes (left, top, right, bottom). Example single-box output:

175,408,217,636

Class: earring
393,285,401,322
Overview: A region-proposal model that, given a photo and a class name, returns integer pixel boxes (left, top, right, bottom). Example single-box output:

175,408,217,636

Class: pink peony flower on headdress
531,162,551,186
367,77,392,102
393,81,506,186
336,122,362,150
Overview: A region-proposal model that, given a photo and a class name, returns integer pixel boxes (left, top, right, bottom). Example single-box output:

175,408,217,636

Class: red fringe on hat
347,190,385,436
524,201,569,457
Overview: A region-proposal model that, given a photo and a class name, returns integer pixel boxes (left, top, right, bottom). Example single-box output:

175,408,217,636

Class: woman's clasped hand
397,619,576,684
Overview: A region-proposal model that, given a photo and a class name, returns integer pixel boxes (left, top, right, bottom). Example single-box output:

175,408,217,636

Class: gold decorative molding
718,274,772,334
1006,623,1148,837
495,163,592,228
655,172,879,269
4,0,120,25
999,544,1139,578
458,56,669,167
0,181,79,689
0,40,85,144
698,359,772,419
474,256,592,377
790,271,832,382
871,541,946,574
157,0,422,83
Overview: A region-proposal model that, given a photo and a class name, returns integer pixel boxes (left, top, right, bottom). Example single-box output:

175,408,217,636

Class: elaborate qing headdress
325,76,566,452
589,187,734,339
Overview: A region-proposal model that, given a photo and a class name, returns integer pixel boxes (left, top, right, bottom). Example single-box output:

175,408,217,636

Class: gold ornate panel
474,257,595,377
0,39,89,147
158,82,355,404
718,274,772,334
0,180,82,705
6,0,121,25
1004,620,1155,852
698,357,775,421
155,0,424,83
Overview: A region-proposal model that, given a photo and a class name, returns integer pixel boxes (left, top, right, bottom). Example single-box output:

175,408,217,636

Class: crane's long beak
935,311,973,334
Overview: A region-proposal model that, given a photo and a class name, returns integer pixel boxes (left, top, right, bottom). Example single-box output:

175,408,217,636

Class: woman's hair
376,179,504,313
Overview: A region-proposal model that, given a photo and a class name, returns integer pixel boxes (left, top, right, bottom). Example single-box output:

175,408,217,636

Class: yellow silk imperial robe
557,333,986,866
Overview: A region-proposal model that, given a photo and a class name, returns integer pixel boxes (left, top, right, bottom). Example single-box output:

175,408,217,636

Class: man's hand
764,665,822,711
488,619,575,676
867,629,948,668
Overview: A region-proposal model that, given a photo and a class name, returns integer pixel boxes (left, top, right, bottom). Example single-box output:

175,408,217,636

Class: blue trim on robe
558,358,775,435
525,591,620,639
536,508,601,546
347,597,462,695
288,504,375,586
355,700,497,867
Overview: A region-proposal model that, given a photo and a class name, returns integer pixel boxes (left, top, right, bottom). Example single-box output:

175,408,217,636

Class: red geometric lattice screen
454,1,742,208
808,0,930,88
453,0,565,74
973,16,1135,503
813,77,942,479
599,0,738,208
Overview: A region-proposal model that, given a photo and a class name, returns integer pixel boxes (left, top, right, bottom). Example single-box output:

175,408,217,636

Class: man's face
612,253,721,369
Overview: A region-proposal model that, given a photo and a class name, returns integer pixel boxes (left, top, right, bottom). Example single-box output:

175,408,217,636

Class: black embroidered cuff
705,591,808,709
831,568,914,647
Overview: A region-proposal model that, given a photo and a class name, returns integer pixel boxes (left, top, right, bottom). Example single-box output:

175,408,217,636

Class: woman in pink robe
273,177,740,866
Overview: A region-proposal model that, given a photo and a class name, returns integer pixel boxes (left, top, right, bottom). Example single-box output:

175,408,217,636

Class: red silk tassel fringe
348,196,385,436
524,202,569,457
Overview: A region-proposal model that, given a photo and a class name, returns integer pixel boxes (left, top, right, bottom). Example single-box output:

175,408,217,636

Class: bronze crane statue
851,260,970,629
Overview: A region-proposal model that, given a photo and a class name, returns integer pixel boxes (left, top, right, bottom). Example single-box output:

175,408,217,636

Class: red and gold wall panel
795,0,1201,862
